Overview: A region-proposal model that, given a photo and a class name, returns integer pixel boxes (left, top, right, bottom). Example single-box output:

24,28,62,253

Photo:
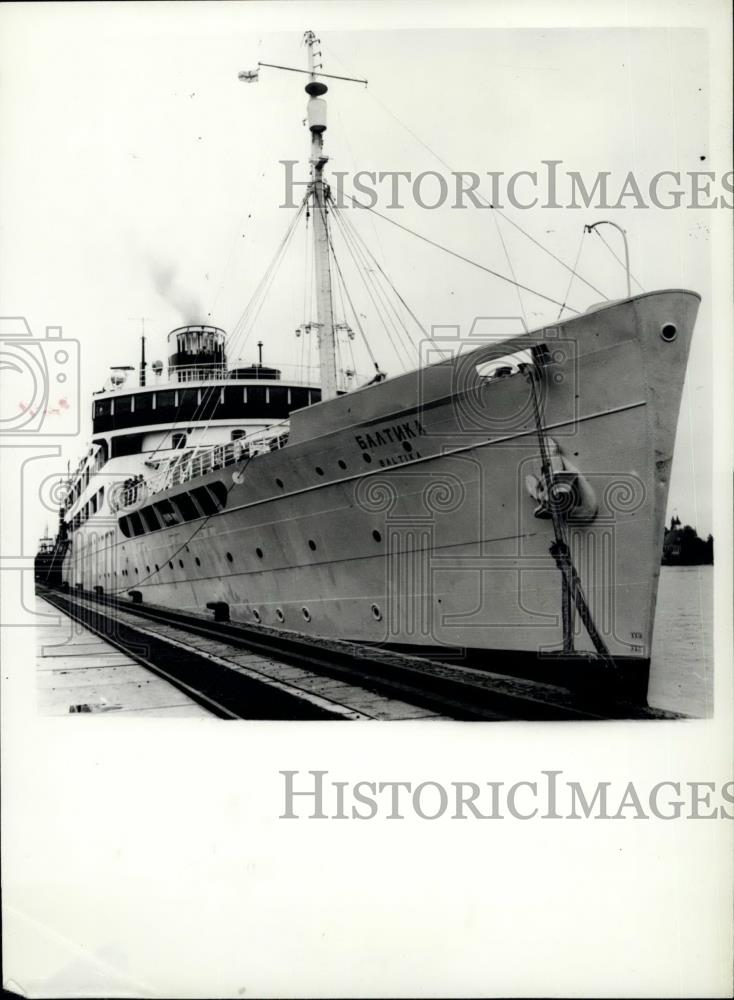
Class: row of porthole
107,530,386,580
94,526,388,582
250,603,382,625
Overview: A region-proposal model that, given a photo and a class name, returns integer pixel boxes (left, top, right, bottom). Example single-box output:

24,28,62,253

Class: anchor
525,438,597,523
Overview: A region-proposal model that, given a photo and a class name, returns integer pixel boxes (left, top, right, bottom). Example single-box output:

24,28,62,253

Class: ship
37,30,700,705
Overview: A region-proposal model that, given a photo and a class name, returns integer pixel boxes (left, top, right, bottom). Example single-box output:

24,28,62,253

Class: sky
0,2,721,549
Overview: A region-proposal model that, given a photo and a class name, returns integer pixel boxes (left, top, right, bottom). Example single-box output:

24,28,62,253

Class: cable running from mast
340,192,584,315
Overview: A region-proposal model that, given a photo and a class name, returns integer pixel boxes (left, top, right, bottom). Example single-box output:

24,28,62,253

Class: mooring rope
524,360,617,668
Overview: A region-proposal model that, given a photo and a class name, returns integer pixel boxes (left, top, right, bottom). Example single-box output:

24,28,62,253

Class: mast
140,333,147,387
304,30,338,401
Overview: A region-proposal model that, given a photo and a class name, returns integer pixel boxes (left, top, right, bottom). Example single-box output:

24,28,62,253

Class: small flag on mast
238,69,259,83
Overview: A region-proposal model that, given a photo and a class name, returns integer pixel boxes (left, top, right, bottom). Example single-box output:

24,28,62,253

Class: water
648,565,713,717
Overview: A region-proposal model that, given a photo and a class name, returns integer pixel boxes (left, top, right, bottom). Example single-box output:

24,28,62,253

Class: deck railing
100,362,366,393
111,423,291,512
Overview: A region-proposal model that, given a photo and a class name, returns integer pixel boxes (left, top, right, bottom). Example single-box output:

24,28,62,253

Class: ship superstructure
41,323,326,585
38,31,700,703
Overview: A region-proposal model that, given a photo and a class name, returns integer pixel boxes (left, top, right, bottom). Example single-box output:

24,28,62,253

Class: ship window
179,388,198,408
190,485,222,516
195,557,201,567
140,506,161,532
171,492,199,522
157,390,176,409
207,482,228,508
171,432,187,450
275,478,284,488
94,399,111,418
115,395,133,414
372,530,382,543
315,466,324,476
128,512,145,537
256,547,263,559
154,499,181,527
178,559,184,569
135,392,153,413
308,539,316,551
111,434,145,458
338,460,347,470
226,552,233,562
231,429,246,441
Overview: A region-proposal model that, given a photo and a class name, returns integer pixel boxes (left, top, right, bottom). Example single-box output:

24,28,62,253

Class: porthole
402,441,413,453
252,608,261,623
338,460,347,470
178,559,184,568
276,477,284,488
134,567,139,574
315,466,324,476
302,607,311,622
256,547,263,559
146,565,150,574
363,453,372,464
308,539,317,551
661,323,677,342
195,557,201,567
371,603,382,621
169,561,173,570
155,564,159,572
226,552,233,563
372,529,382,543
275,608,284,623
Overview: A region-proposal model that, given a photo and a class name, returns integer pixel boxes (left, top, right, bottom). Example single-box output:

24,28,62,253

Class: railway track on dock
38,587,681,722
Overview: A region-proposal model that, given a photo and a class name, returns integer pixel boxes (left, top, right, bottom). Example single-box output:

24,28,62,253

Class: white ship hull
61,291,699,699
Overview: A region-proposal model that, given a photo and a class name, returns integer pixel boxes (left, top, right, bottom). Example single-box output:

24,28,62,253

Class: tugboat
38,30,700,704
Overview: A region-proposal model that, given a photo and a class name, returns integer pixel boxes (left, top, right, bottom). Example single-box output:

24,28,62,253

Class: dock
35,587,683,722
36,595,212,717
